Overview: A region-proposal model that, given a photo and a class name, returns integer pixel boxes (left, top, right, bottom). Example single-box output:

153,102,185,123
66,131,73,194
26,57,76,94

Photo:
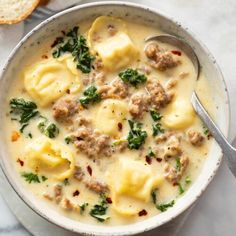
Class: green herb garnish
52,27,94,73
151,189,157,204
21,172,40,184
65,136,72,144
185,176,192,184
150,109,162,121
148,147,156,157
127,120,147,149
28,133,33,138
80,203,89,215
118,68,147,87
112,139,127,146
178,183,185,195
80,85,101,107
203,125,210,136
156,200,175,212
90,194,110,222
176,157,181,172
38,117,59,138
152,123,165,136
41,176,48,182
63,178,70,186
10,98,39,132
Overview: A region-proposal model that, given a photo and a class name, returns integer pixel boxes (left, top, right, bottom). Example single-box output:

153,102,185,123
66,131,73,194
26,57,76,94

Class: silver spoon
146,35,236,177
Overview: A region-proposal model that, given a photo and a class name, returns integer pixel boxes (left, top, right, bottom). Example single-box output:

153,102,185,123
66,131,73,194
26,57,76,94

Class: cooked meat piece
166,78,178,90
145,43,178,71
43,193,53,201
164,156,189,184
155,131,176,144
52,96,78,122
76,116,91,127
138,65,152,75
179,71,189,79
74,166,85,181
114,140,128,152
60,198,74,211
54,184,63,204
74,127,113,158
129,93,150,118
146,78,170,109
163,135,182,159
94,71,106,86
85,179,109,193
94,58,104,70
187,130,205,146
98,79,128,99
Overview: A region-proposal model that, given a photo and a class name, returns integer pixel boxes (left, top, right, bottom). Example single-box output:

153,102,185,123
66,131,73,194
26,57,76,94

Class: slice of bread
0,0,40,24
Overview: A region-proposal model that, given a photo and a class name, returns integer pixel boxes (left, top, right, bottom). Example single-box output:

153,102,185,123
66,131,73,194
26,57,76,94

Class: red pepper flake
17,158,24,167
61,30,66,35
106,197,112,204
145,155,152,165
66,89,70,94
118,122,123,131
171,50,182,56
87,165,92,176
138,209,148,217
156,157,162,162
42,55,48,59
173,182,178,186
73,190,80,197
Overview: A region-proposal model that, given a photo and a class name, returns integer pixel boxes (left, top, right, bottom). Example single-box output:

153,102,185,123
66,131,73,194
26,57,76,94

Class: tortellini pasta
88,16,139,71
25,137,75,180
24,55,82,107
163,98,196,129
94,99,128,136
107,158,163,216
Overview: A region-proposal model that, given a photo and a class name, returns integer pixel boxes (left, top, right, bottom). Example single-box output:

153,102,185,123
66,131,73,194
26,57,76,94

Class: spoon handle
191,92,236,177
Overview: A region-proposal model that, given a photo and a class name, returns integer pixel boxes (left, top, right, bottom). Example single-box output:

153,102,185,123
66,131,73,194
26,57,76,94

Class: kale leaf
156,200,175,212
127,120,147,149
38,117,59,138
21,172,48,184
89,194,110,222
80,203,89,215
10,98,39,132
150,109,163,121
152,123,165,136
151,189,157,204
52,27,94,73
80,85,101,107
118,68,147,87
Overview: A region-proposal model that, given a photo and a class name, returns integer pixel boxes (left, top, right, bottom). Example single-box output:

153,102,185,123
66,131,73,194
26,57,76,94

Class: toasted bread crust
0,0,40,24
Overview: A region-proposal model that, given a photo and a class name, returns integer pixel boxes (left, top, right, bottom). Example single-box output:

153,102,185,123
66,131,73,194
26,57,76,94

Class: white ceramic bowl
0,1,230,235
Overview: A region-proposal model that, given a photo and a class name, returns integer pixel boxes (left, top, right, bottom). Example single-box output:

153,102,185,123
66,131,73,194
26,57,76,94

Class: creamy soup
4,16,213,225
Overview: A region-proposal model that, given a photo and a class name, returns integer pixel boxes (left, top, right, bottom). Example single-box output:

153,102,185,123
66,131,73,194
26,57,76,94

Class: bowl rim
0,1,231,235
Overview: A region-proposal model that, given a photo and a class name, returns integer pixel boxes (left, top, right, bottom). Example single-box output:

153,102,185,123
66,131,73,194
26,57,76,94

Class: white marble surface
1,0,236,235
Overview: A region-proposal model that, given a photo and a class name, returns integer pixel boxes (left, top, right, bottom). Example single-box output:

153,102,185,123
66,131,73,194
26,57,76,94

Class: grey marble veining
1,0,236,235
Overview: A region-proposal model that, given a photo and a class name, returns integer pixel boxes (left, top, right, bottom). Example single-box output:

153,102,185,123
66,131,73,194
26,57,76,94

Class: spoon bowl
145,34,200,79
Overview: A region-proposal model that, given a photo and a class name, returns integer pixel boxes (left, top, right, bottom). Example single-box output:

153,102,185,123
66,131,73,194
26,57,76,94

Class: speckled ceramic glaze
0,2,230,236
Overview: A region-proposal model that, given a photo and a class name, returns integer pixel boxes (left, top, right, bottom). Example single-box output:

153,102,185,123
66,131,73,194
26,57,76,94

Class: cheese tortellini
25,137,75,180
94,99,128,136
88,16,139,71
163,98,196,129
107,158,163,216
24,55,82,107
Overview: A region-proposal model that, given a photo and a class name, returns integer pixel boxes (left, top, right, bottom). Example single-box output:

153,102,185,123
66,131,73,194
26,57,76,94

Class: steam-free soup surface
4,16,213,225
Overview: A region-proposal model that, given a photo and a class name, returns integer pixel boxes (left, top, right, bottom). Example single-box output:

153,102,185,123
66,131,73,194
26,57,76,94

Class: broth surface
4,16,213,225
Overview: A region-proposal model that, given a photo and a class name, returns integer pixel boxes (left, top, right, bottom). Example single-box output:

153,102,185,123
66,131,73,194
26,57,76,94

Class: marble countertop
1,0,236,235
